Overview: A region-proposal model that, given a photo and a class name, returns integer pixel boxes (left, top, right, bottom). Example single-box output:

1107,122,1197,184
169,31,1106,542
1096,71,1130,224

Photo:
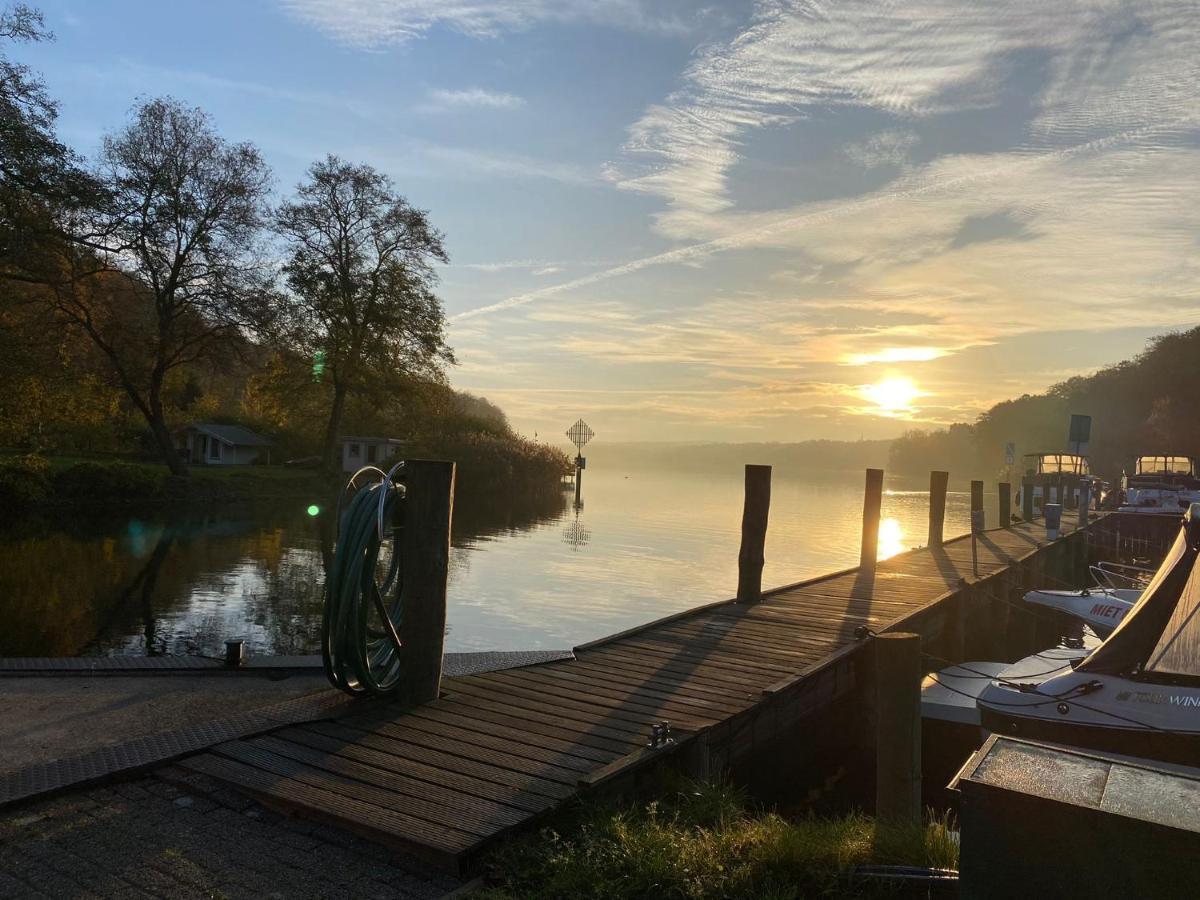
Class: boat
1024,587,1139,637
1118,454,1200,515
976,503,1200,764
1012,452,1102,514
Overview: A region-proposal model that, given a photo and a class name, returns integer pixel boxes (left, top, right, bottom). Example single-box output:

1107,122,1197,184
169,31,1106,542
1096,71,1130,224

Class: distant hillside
889,326,1200,482
583,439,891,477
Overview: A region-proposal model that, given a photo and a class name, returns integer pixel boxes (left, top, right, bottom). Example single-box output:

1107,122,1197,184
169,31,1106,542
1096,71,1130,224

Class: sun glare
878,517,905,560
862,376,921,414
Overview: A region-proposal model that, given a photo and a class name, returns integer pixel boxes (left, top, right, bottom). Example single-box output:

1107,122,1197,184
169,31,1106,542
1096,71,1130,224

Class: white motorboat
1118,454,1200,515
1023,587,1139,637
978,503,1200,765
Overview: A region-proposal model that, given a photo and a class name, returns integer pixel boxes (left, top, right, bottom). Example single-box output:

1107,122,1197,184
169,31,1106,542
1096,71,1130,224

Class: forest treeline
889,327,1200,482
0,4,569,493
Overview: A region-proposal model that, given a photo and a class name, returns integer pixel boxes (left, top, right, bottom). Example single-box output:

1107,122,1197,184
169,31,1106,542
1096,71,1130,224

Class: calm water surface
0,468,994,658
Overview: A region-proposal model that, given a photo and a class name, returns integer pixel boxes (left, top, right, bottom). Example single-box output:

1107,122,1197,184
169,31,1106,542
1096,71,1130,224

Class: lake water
0,468,994,658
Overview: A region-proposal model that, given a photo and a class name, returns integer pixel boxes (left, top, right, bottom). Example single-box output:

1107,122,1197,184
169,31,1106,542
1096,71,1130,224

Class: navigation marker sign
567,419,594,451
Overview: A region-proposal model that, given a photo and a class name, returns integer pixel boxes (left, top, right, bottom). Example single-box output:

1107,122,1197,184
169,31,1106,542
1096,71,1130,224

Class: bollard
875,632,922,830
395,459,455,707
861,468,884,569
928,470,949,548
998,482,1011,527
737,465,772,604
971,509,985,577
224,640,245,669
1044,502,1062,541
970,480,984,529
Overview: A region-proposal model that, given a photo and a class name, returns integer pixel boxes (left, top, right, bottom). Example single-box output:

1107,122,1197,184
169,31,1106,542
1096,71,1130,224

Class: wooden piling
998,482,1011,527
928,470,949,548
737,465,772,604
396,459,456,707
861,468,884,569
875,632,922,829
970,480,984,528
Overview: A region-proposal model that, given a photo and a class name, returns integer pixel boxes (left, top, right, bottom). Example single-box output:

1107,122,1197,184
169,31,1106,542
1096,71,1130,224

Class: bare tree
39,98,274,475
275,155,453,471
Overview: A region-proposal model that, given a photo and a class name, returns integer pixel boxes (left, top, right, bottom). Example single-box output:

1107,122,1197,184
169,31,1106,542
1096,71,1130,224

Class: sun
862,376,921,414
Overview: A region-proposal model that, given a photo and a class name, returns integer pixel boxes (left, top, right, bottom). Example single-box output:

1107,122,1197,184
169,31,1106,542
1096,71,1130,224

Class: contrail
449,121,1181,324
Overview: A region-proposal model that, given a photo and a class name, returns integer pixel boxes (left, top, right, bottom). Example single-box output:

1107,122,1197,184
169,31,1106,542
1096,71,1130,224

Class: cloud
420,87,525,112
605,0,1199,239
845,130,920,169
277,0,697,48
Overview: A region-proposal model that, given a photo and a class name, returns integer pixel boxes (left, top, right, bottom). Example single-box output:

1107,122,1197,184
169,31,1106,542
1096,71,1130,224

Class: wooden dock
183,514,1094,871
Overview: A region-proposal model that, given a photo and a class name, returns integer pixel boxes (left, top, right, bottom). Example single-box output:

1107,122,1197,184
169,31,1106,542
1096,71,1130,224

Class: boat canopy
1134,455,1195,476
1023,453,1090,476
1079,503,1200,680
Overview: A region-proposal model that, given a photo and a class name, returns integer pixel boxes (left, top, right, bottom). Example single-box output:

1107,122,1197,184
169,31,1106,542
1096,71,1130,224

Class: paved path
0,766,462,899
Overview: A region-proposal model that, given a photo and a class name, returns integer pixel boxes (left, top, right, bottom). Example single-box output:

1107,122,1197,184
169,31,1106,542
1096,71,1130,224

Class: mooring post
970,480,984,527
1078,477,1091,529
396,459,455,707
861,468,884,569
1022,476,1035,520
998,482,1011,527
927,470,949,548
737,464,772,604
875,632,922,831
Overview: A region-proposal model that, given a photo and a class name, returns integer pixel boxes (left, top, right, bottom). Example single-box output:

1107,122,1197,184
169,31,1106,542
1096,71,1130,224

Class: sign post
566,419,594,506
1068,415,1091,456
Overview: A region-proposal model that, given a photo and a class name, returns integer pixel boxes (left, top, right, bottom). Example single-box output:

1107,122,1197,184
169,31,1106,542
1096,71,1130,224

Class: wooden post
396,459,455,707
861,468,884,569
1022,477,1035,521
1078,478,1091,530
574,455,583,505
970,480,984,528
737,465,771,604
875,632,922,829
927,470,949,548
998,482,1011,527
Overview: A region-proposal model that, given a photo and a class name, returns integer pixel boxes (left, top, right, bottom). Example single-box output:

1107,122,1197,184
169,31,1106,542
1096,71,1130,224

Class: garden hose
322,464,407,695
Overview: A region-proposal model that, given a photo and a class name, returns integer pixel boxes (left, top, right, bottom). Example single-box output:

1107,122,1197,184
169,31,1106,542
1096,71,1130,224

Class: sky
14,0,1200,444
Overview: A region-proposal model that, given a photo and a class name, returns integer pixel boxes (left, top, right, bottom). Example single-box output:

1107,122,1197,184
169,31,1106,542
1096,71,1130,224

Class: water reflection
0,471,992,658
878,517,905,560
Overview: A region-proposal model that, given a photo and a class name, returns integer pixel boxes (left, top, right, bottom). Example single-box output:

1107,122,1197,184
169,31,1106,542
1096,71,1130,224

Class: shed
339,436,406,473
176,423,274,466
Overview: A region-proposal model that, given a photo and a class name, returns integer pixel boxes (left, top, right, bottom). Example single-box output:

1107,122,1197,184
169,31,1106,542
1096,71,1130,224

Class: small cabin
176,423,274,465
339,436,406,473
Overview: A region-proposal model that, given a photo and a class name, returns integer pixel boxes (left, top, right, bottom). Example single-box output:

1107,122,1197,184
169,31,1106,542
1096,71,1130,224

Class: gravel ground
0,767,463,899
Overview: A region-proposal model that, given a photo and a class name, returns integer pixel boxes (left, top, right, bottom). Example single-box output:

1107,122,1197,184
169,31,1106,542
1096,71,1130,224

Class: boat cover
1079,503,1200,679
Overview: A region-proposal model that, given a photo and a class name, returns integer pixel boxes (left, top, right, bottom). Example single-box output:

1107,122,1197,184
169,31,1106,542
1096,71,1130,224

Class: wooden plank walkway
183,516,1089,870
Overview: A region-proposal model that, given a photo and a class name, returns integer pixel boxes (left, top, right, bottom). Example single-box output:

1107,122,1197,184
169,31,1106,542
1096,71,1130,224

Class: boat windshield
1135,456,1195,476
1023,453,1090,475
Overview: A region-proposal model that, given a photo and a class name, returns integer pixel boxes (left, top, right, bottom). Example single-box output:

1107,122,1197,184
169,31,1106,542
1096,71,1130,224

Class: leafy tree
275,155,453,471
0,3,98,274
36,98,275,474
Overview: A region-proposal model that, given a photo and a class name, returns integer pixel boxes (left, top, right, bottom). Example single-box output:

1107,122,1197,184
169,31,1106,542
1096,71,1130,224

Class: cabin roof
183,422,274,447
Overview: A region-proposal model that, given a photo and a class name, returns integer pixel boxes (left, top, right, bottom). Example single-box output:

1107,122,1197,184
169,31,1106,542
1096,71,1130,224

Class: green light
307,504,320,517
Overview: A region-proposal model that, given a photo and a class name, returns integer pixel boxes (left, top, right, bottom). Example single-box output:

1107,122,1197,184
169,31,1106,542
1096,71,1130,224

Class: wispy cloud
419,87,525,112
277,0,698,48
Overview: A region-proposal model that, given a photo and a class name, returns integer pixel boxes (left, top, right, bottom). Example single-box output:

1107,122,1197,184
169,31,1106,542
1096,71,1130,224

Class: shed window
348,443,360,458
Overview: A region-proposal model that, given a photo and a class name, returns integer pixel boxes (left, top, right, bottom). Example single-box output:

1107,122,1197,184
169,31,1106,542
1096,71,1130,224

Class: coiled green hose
322,468,406,695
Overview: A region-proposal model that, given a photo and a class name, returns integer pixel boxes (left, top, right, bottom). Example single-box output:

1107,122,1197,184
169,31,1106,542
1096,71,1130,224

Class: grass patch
479,776,957,899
